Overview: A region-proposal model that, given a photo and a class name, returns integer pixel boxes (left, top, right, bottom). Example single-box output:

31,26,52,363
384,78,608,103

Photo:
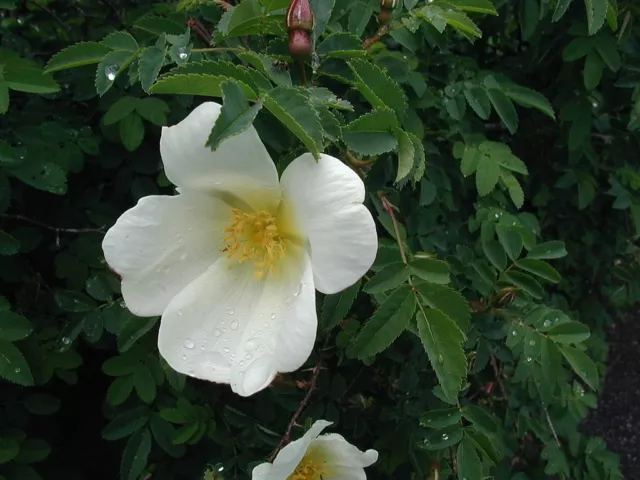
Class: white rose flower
102,102,377,397
252,420,378,479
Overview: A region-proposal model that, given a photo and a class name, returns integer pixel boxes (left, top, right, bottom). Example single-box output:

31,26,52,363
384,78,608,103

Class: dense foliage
1,0,639,478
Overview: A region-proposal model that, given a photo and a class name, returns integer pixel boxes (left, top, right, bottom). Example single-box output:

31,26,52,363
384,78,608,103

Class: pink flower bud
286,0,314,32
288,29,312,58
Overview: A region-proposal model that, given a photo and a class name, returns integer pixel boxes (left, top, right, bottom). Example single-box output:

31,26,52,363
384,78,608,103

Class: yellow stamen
222,208,287,279
287,457,328,480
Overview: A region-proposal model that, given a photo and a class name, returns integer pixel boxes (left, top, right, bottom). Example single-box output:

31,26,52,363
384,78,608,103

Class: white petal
102,193,229,316
267,420,333,479
157,244,317,396
311,434,378,468
160,102,279,196
323,467,368,480
280,153,377,294
251,463,273,480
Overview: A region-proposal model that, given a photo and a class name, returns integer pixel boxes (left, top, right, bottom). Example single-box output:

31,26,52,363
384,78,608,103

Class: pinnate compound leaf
207,80,263,150
120,429,151,480
45,42,112,73
417,309,466,403
348,59,408,120
347,285,416,359
0,340,33,386
321,280,360,330
264,86,323,159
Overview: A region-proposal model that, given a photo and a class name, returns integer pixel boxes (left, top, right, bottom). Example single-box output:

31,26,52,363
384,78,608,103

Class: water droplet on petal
293,283,303,297
214,329,221,337
184,339,195,349
223,347,230,353
239,360,245,366
105,64,117,81
177,310,183,317
228,309,234,315
244,339,257,351
270,313,276,320
230,320,239,330
181,355,187,361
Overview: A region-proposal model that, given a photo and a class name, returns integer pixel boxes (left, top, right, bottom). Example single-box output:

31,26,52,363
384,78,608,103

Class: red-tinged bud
288,29,312,58
287,0,314,32
378,8,393,25
380,0,398,8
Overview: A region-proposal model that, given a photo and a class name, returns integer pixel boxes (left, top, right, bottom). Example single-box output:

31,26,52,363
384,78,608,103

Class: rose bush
0,0,637,479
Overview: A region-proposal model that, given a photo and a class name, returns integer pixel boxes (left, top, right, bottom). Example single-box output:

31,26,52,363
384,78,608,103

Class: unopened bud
286,0,314,32
288,30,312,58
380,0,398,8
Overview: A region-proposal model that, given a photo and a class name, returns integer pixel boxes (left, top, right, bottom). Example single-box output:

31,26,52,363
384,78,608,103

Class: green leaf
321,280,360,330
103,355,139,376
139,45,166,93
457,438,483,480
363,262,409,293
117,317,158,353
316,33,365,58
547,321,591,343
10,160,67,195
594,34,621,71
348,59,408,120
0,79,8,114
150,414,186,458
23,393,60,416
483,240,507,271
107,376,135,406
516,258,561,283
347,285,416,359
559,345,599,390
527,241,567,259
236,51,291,86
54,291,96,312
462,405,500,435
172,422,199,445
0,340,33,386
584,0,608,35
95,50,136,96
446,0,498,14
0,230,19,255
102,406,150,440
504,270,544,298
419,425,464,450
440,10,482,39
101,31,138,52
476,153,500,196
420,408,462,429
263,86,323,159
103,96,139,125
342,108,399,156
151,73,256,100
583,50,604,90
136,98,169,126
14,438,50,464
520,0,540,40
0,311,31,341
552,0,573,21
463,85,491,119
496,226,523,261
501,84,555,120
415,283,471,331
0,437,19,464
410,258,450,284
45,42,112,73
133,365,157,404
395,129,415,184
310,0,335,40
207,80,264,150
416,309,466,403
486,88,518,133
3,67,59,94
120,429,151,480
119,113,145,152
563,37,594,61
502,172,525,209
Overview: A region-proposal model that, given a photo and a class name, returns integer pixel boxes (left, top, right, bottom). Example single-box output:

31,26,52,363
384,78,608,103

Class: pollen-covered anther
223,209,286,278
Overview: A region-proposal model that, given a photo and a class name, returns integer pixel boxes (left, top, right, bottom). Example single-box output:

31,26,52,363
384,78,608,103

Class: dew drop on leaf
177,47,188,60
441,433,448,440
105,65,117,81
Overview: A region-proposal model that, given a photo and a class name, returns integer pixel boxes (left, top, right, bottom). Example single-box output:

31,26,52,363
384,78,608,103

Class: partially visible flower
252,420,378,479
102,102,377,397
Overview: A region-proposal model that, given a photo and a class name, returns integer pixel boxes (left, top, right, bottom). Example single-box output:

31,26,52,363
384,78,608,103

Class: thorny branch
267,359,323,462
0,214,105,235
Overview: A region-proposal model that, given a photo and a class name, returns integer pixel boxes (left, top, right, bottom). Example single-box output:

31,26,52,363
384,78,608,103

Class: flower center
223,208,287,279
287,459,326,480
